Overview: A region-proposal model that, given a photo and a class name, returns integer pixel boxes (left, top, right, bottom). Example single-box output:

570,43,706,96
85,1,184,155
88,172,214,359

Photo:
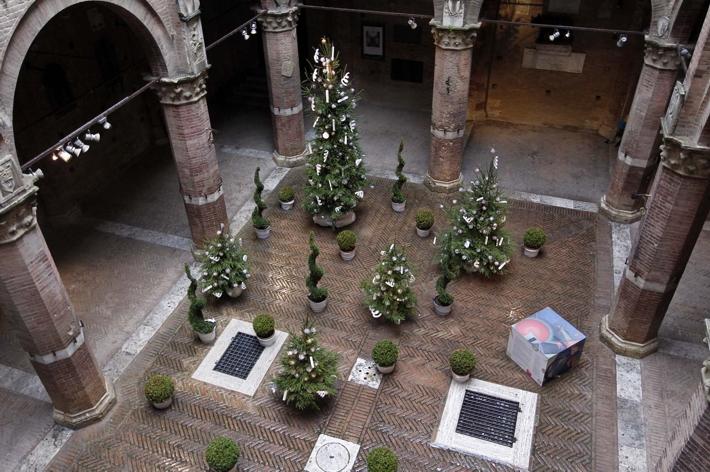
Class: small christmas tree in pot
391,140,407,212
306,232,329,313
185,264,217,343
362,244,417,324
304,38,367,228
252,167,271,239
273,320,339,411
442,155,512,277
195,225,250,300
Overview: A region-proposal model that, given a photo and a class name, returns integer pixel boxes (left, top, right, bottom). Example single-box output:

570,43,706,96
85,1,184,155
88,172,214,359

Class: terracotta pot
433,297,452,316
391,200,406,213
451,371,470,383
309,297,328,313
197,327,216,344
376,363,395,374
226,285,244,298
524,246,540,258
255,226,271,239
257,333,276,347
313,211,356,228
416,227,431,238
151,396,173,410
340,249,356,261
280,199,294,211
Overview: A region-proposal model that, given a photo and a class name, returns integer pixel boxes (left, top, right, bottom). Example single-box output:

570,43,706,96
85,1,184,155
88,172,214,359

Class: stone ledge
600,314,658,358
52,379,116,429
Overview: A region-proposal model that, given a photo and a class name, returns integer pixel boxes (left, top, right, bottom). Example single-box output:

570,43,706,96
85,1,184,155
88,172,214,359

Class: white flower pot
280,199,294,211
416,227,431,238
197,327,216,344
524,246,540,258
309,297,328,313
391,200,406,213
313,211,356,228
433,298,452,316
376,363,395,374
451,371,470,383
226,286,243,298
340,249,356,261
151,396,173,410
257,333,276,347
255,226,271,239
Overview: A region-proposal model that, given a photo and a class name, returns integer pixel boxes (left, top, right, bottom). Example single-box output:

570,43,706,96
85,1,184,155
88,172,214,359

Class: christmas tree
303,38,367,224
362,244,417,324
391,140,407,204
195,225,250,299
442,155,512,278
273,321,338,411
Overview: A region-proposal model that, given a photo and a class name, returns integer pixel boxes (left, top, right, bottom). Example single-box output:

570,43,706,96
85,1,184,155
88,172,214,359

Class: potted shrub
336,230,357,261
185,265,216,343
523,227,546,258
252,167,271,239
306,232,328,313
367,447,398,472
205,436,239,472
144,373,175,409
253,314,276,347
372,340,399,374
433,275,454,316
391,140,407,212
195,226,250,299
415,208,434,238
278,186,295,211
449,349,476,383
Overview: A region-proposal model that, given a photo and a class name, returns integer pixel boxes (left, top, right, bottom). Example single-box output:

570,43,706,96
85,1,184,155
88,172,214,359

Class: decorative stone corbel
431,23,479,50
644,36,681,70
659,136,710,179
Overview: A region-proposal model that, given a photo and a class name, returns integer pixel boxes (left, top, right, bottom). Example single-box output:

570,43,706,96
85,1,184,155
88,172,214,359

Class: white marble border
347,358,382,389
433,379,539,471
192,319,287,396
304,434,360,472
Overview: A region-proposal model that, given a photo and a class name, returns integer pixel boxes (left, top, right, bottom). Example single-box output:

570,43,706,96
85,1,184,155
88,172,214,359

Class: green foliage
391,140,407,204
205,437,239,472
441,157,512,278
252,314,275,338
362,244,416,324
306,232,328,302
303,38,367,221
194,227,250,300
449,349,477,375
144,374,174,403
252,167,270,229
273,321,339,411
435,232,457,306
435,275,454,306
367,447,399,472
372,340,399,367
336,230,357,251
185,264,214,334
278,185,295,203
415,208,434,230
523,227,546,249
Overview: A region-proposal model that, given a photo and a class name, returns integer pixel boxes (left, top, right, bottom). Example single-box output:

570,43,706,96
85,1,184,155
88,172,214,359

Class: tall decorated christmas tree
362,244,417,324
442,155,512,277
304,38,367,227
273,321,338,411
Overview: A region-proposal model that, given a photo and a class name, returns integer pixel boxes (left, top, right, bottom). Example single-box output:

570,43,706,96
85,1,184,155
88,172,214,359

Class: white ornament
322,131,330,139
355,190,364,199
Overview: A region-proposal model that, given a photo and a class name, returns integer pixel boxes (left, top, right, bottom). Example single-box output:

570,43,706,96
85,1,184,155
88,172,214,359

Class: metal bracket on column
272,103,303,117
29,328,85,365
431,126,464,140
183,185,224,206
624,268,677,293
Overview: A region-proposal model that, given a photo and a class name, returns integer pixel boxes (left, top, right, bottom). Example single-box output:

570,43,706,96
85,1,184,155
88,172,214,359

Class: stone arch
0,0,179,156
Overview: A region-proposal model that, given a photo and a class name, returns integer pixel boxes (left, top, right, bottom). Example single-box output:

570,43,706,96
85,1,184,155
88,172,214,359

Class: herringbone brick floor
49,169,615,471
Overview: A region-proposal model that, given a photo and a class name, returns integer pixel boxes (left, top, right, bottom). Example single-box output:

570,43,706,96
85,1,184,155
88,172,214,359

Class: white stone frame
347,357,382,389
304,434,360,472
433,379,539,471
192,319,287,396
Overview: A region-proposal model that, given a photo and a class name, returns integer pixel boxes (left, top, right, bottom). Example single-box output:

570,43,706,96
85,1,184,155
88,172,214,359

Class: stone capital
152,68,209,105
176,0,201,22
660,136,710,179
430,21,479,50
257,6,299,33
643,36,681,70
0,154,41,244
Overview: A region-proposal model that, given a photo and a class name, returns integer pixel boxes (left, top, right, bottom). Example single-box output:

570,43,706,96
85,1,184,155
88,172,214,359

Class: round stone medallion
315,441,350,472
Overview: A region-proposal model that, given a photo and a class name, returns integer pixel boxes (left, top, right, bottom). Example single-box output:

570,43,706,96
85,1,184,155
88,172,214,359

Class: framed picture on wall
362,24,385,58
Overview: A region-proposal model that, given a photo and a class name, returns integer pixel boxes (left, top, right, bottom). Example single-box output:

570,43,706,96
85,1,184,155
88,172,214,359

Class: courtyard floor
47,170,617,471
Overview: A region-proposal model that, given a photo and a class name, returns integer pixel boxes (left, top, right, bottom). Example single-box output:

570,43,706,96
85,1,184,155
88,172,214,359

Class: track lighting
74,138,90,153
98,116,111,130
616,34,628,47
408,17,418,30
549,29,561,41
241,29,250,40
84,132,101,142
565,30,571,38
65,144,81,158
251,22,257,35
57,148,73,162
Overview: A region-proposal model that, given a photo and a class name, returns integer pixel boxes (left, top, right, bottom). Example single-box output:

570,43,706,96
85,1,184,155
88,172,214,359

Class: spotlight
84,132,101,142
549,28,561,42
616,34,628,47
98,116,112,130
408,17,418,30
565,30,571,38
250,21,257,35
74,138,90,153
242,29,250,40
64,144,80,158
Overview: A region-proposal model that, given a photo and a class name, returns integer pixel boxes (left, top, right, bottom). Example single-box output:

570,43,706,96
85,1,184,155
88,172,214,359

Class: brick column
258,2,307,168
0,155,115,428
153,69,229,245
601,138,710,357
425,24,478,193
600,37,681,222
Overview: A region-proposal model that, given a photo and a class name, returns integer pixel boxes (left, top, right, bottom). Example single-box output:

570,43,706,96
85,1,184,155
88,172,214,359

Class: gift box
506,307,586,386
